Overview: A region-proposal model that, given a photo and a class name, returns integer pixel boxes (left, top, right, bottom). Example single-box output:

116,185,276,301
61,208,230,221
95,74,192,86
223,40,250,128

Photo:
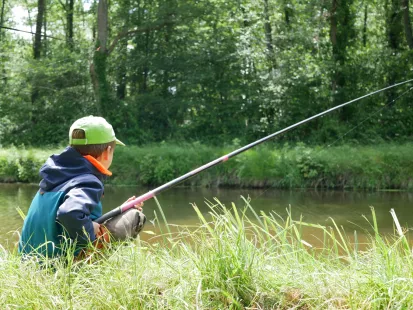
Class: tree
90,0,109,115
386,0,404,50
0,0,5,43
263,0,276,70
31,0,46,128
58,0,75,49
402,0,413,49
2,0,413,146
363,3,368,47
33,0,45,59
329,0,356,123
0,0,6,84
113,0,131,100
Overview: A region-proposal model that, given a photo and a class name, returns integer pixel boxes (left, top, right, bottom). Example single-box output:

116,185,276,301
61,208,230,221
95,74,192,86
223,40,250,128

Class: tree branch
57,0,66,11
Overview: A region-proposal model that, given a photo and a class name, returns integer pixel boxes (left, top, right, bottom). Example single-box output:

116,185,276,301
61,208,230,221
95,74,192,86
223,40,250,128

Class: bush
1,143,413,190
0,148,43,183
0,157,19,182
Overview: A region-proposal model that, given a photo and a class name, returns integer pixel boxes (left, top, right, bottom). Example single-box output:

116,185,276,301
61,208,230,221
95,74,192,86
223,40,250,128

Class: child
19,115,145,257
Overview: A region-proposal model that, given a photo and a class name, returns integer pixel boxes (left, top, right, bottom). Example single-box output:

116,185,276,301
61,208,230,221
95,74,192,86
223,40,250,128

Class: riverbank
1,143,413,190
1,200,412,308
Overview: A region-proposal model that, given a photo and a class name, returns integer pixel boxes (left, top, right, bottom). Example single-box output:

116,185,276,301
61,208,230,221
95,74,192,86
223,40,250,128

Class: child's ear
104,146,112,160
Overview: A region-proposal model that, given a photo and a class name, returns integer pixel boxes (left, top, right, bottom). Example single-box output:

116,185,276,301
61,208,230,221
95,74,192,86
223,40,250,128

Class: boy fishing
19,115,145,257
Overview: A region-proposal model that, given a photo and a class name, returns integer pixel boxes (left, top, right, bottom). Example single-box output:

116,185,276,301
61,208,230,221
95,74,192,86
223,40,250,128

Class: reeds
2,199,413,308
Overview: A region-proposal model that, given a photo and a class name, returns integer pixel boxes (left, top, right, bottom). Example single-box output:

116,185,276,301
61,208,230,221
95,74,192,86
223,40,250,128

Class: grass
2,198,413,309
2,142,413,190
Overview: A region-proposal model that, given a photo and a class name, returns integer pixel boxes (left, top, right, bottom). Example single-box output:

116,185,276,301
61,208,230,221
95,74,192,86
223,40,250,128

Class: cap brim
116,138,125,146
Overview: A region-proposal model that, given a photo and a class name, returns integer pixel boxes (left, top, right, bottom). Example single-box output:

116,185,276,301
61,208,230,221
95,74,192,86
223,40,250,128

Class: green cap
69,116,125,146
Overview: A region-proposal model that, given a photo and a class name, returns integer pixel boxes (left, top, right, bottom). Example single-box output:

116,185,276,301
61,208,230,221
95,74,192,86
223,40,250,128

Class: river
1,183,412,249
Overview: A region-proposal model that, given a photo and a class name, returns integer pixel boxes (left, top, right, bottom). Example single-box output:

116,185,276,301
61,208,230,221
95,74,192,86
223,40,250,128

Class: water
1,183,412,249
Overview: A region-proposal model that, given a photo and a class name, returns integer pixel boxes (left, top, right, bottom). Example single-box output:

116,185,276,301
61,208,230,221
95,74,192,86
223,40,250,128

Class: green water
1,183,412,249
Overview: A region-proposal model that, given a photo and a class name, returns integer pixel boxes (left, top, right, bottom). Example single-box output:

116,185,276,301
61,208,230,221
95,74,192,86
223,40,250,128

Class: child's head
69,116,125,168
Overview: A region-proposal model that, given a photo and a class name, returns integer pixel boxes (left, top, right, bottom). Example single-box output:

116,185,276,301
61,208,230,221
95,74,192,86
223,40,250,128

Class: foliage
0,147,51,183
1,0,413,146
2,143,413,190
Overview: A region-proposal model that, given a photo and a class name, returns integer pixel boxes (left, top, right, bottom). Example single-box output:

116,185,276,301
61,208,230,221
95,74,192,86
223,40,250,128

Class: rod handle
95,207,122,224
96,191,155,223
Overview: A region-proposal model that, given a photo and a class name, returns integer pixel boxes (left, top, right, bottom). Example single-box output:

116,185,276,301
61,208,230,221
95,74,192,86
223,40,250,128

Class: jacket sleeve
56,177,103,246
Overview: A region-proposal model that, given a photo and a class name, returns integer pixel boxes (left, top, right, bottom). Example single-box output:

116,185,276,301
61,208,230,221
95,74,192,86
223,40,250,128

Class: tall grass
2,143,413,189
2,199,413,309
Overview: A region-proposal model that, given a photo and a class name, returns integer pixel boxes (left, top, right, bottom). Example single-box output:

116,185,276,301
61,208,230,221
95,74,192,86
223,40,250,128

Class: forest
1,0,412,147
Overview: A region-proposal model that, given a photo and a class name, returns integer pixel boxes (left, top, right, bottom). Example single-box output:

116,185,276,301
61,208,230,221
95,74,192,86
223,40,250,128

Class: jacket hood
39,147,105,191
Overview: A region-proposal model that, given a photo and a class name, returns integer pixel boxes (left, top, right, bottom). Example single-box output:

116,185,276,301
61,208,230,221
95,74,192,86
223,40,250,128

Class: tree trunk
30,0,45,126
67,0,74,49
330,0,356,121
284,0,292,26
402,0,413,49
91,0,97,40
116,0,130,100
330,0,337,53
97,0,108,52
90,0,109,116
387,0,403,49
385,0,404,111
162,18,173,96
263,0,276,70
33,0,45,59
141,30,150,93
116,43,127,100
285,7,290,25
330,0,338,92
240,6,249,27
43,0,47,56
0,0,6,84
363,4,368,47
0,0,5,36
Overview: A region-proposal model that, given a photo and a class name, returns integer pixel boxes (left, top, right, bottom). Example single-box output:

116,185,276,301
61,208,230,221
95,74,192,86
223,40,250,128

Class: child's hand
124,196,144,211
92,222,101,237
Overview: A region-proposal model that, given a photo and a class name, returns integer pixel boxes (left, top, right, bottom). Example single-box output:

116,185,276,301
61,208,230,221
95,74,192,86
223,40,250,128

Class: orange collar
84,155,112,176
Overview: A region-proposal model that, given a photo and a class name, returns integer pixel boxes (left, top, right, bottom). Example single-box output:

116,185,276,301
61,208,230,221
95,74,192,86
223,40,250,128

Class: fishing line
0,25,245,80
326,86,413,148
96,78,413,223
250,85,413,204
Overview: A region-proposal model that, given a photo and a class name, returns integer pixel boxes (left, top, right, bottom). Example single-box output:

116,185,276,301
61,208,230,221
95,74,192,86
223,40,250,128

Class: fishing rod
95,78,413,224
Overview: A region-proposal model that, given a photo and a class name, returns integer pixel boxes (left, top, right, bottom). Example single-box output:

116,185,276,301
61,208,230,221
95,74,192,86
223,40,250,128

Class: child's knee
104,209,146,241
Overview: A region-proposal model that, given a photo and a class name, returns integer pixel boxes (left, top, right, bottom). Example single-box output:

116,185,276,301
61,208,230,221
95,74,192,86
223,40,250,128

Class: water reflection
1,184,412,249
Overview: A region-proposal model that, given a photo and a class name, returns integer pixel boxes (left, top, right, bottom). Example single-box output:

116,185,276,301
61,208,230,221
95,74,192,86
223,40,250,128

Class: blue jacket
19,147,106,257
